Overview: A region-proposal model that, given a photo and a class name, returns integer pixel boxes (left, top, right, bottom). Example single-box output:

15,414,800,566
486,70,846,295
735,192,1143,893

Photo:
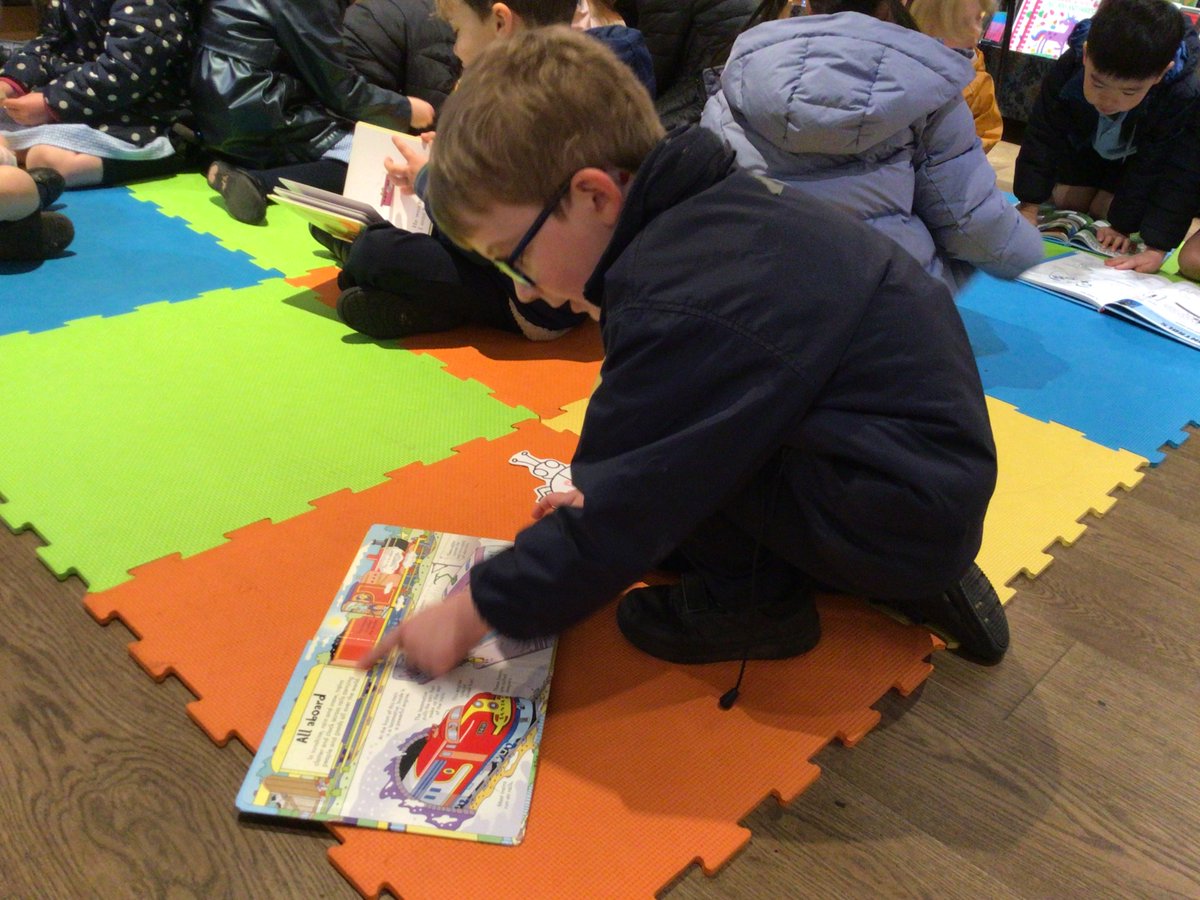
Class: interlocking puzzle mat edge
83,419,939,899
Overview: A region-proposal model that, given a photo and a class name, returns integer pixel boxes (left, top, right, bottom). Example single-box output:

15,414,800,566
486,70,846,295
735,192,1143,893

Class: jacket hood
584,125,735,306
718,13,974,155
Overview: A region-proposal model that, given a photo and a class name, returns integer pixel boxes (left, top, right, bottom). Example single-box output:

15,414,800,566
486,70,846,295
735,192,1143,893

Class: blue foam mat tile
958,271,1200,464
0,185,281,336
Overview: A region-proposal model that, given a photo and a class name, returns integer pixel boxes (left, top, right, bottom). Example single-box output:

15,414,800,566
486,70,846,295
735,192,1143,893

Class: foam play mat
85,420,940,898
3,176,1195,896
958,271,1200,463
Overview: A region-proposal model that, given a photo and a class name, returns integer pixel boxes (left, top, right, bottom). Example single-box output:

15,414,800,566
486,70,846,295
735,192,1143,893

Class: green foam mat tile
0,278,534,591
126,174,327,276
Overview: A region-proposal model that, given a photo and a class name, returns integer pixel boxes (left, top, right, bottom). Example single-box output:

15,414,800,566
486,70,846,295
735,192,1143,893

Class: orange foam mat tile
403,321,603,420
84,419,583,745
286,265,342,309
329,597,935,899
84,416,938,897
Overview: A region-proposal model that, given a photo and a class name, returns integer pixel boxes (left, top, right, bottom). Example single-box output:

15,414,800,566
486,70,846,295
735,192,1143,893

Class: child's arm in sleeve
914,99,1044,278
1012,56,1076,206
270,0,415,133
0,13,73,93
34,0,194,124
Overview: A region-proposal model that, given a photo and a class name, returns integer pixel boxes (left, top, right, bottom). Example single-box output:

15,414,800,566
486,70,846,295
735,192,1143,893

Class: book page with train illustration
236,524,555,845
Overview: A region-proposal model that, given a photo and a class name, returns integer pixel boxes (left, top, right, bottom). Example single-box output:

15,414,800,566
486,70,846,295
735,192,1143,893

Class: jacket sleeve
639,0,755,128
470,305,820,639
0,14,73,89
914,98,1044,279
1013,53,1077,205
33,0,194,123
271,0,414,132
1105,96,1200,250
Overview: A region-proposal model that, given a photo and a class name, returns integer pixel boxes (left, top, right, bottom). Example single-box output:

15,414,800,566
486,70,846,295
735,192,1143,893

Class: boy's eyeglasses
493,180,572,288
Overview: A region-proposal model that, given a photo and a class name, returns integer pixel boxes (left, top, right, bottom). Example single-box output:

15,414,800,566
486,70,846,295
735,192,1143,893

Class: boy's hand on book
1104,246,1167,274
1094,225,1135,255
409,97,435,130
384,134,430,195
357,582,490,678
531,488,585,521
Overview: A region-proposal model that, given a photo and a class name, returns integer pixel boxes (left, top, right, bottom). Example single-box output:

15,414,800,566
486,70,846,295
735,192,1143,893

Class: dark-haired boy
1014,0,1200,274
362,28,1008,683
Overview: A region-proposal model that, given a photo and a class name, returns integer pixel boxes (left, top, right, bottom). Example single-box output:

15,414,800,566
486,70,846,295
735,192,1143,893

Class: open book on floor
1018,251,1200,350
236,524,555,845
269,121,433,241
1037,207,1145,258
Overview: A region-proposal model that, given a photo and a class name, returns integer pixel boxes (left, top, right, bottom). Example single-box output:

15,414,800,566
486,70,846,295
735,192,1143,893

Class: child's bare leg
0,166,40,221
1176,228,1200,281
1050,184,1100,214
1088,190,1114,220
23,145,103,187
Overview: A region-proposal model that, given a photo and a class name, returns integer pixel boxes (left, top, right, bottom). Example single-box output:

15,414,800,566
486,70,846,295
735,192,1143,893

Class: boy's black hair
453,0,578,27
1087,0,1184,80
742,0,919,33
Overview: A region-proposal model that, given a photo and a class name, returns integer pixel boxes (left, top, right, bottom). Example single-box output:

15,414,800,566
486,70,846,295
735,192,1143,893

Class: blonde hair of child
428,26,665,246
909,0,995,47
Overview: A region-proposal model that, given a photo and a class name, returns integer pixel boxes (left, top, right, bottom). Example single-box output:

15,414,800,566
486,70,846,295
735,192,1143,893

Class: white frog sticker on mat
509,450,574,500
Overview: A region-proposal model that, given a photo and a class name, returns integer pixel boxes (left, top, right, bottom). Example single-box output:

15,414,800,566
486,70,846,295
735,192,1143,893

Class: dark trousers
252,159,347,196
674,448,985,609
339,222,587,334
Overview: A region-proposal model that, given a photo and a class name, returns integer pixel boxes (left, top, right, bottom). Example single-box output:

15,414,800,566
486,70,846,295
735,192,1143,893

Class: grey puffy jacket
702,13,1042,291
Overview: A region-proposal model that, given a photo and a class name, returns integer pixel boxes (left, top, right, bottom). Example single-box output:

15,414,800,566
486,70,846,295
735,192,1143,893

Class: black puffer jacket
191,0,415,167
342,0,459,111
1014,19,1200,250
618,0,756,128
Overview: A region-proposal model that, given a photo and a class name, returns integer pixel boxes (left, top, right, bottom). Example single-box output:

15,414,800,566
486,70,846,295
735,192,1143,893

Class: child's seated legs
23,145,102,188
0,164,74,260
207,158,349,225
332,221,587,339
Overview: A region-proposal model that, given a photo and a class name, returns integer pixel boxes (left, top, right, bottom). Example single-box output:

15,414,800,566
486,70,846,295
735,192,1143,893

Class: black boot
617,570,821,664
336,286,470,339
0,211,75,260
872,563,1009,664
206,160,268,225
309,223,352,266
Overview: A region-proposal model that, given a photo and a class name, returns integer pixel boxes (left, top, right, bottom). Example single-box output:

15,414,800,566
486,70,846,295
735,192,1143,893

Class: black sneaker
873,563,1009,664
336,286,469,339
27,167,65,209
309,223,352,266
207,160,267,225
0,211,74,260
617,572,821,665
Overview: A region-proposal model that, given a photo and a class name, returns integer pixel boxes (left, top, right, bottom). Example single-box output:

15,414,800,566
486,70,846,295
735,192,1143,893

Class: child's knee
23,145,102,186
1176,233,1200,280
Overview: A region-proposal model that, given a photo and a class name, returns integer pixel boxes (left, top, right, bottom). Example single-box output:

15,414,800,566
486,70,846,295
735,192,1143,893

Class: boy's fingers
357,622,404,669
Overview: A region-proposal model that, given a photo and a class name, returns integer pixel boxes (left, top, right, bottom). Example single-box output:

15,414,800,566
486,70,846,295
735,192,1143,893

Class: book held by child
269,121,433,240
236,524,555,845
1037,207,1145,258
1018,251,1200,350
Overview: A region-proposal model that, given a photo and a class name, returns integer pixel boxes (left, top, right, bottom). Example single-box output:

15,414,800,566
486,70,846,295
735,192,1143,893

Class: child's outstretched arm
357,579,491,677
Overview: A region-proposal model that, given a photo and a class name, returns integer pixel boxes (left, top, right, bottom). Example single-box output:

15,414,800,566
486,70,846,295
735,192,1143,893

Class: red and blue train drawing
394,692,536,810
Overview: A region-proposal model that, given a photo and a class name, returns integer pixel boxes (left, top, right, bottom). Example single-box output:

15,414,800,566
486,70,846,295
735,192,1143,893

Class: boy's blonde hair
427,26,665,246
909,0,995,45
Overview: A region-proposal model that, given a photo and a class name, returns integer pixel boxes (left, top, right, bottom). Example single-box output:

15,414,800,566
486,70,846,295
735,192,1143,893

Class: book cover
1037,208,1144,258
236,525,555,845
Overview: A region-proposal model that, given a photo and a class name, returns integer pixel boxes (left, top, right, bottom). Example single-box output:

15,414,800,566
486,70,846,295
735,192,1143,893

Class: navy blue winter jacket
470,127,997,639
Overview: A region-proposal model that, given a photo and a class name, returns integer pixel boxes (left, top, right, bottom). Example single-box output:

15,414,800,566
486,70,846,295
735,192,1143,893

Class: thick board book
1018,251,1200,350
269,121,433,241
237,525,555,845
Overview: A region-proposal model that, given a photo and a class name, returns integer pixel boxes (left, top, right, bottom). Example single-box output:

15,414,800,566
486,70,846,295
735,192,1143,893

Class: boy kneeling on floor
363,27,1009,686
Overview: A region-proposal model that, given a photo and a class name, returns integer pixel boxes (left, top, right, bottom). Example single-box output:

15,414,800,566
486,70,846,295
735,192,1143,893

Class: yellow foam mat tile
980,397,1147,601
